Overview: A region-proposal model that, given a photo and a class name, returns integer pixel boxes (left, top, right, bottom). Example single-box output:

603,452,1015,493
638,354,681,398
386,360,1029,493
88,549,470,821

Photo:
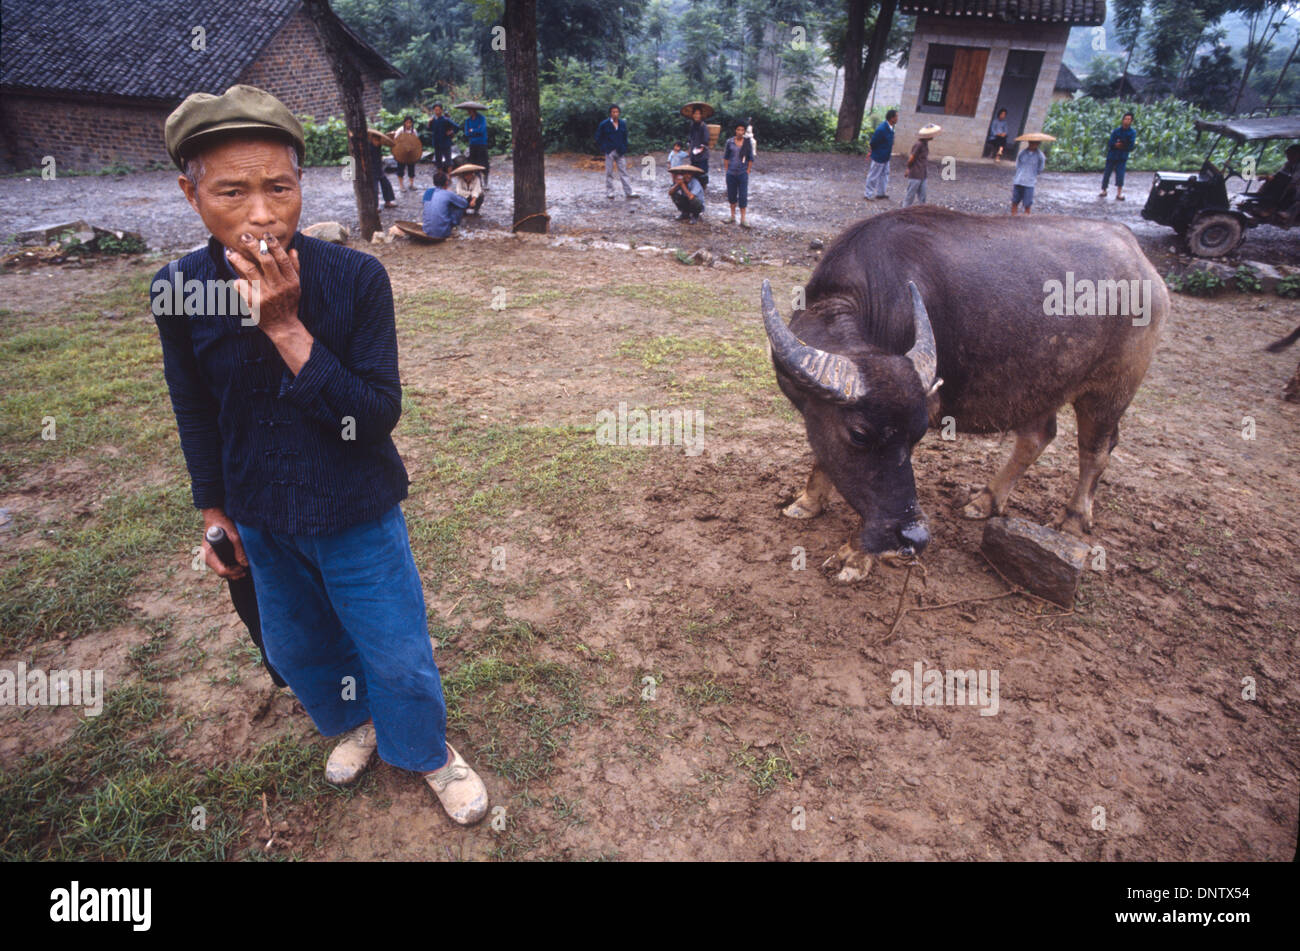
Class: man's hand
201,507,249,580
226,232,313,374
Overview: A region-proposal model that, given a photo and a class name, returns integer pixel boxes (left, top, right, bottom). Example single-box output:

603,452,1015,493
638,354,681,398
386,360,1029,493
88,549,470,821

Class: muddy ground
4,151,1298,270
1,169,1298,861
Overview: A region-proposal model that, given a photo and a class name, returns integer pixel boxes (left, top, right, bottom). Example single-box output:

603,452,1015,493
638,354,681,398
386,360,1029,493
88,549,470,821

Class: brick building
894,1,1105,160
0,0,400,172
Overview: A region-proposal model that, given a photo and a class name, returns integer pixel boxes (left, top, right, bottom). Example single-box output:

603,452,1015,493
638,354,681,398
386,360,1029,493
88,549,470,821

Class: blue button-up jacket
151,233,409,536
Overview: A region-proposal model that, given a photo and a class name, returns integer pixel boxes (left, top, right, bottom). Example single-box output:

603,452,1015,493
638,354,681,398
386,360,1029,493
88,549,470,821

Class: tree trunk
834,0,868,142
504,0,548,233
1265,32,1300,111
303,0,380,241
834,0,897,143
1232,11,1281,114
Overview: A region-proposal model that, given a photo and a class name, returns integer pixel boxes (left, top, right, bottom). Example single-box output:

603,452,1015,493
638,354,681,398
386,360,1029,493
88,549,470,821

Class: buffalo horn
905,281,938,388
762,280,865,404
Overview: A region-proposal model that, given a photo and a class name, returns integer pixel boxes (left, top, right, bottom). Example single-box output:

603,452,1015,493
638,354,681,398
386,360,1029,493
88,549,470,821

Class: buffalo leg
1054,400,1121,536
961,415,1058,519
783,463,834,519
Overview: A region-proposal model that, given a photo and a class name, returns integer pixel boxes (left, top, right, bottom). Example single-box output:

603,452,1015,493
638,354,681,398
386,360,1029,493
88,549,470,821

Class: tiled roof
898,1,1107,26
0,0,399,101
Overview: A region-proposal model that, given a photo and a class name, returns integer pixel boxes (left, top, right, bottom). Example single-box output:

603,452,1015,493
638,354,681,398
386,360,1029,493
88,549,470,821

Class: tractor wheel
1186,214,1244,258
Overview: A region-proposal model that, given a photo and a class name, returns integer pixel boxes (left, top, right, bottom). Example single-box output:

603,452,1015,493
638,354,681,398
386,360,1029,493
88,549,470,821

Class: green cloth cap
165,84,305,169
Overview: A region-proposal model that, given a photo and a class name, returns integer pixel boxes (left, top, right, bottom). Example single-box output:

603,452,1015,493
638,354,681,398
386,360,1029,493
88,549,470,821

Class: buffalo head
763,279,940,561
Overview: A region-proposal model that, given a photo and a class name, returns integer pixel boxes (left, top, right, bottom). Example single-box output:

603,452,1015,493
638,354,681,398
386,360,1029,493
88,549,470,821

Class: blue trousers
725,171,749,208
235,504,449,773
1102,155,1128,189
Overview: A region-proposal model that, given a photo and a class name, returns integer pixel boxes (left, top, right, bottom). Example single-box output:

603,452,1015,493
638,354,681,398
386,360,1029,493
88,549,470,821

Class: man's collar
207,230,303,280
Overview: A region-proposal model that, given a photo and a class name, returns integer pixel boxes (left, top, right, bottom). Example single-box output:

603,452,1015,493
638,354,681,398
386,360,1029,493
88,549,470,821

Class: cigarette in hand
259,239,269,254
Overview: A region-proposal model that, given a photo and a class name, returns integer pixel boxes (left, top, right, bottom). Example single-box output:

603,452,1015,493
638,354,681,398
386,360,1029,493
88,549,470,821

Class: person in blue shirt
427,102,460,170
667,165,704,222
154,84,487,825
1101,112,1136,201
461,105,490,188
421,170,469,238
987,107,1009,163
1011,138,1046,215
864,109,897,200
595,104,637,200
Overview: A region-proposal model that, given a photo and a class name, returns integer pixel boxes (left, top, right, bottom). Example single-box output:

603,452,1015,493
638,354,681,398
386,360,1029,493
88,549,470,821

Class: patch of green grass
731,744,796,795
404,414,640,582
442,654,588,785
600,280,738,321
679,672,734,710
0,480,194,648
0,684,346,860
616,330,769,401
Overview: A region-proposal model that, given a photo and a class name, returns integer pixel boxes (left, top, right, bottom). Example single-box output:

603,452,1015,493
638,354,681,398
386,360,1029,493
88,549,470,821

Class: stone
809,238,824,250
15,221,90,244
980,517,1090,608
303,221,349,243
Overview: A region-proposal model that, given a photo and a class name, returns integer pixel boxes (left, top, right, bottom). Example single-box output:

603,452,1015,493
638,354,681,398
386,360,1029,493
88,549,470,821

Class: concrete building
894,1,1106,159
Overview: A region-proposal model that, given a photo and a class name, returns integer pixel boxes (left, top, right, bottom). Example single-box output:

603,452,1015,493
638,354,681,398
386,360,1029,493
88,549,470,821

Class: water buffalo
765,206,1169,582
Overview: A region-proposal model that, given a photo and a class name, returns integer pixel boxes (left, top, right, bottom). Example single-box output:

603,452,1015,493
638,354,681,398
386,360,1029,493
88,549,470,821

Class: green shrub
1277,273,1300,299
1167,267,1226,296
1233,264,1261,293
1044,97,1288,173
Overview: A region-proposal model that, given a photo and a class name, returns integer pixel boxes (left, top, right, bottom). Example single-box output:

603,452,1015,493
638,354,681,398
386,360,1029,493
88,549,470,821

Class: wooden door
945,47,989,117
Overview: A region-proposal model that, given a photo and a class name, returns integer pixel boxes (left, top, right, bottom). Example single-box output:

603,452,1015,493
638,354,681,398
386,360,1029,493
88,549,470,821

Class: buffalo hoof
823,542,875,583
1052,508,1092,537
960,487,997,520
782,496,823,519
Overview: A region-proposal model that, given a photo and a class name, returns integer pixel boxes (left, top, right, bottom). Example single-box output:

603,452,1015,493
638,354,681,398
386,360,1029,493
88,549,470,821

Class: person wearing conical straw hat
667,164,705,222
451,161,485,214
686,104,713,189
389,115,421,192
903,124,940,208
1011,132,1053,215
366,129,397,208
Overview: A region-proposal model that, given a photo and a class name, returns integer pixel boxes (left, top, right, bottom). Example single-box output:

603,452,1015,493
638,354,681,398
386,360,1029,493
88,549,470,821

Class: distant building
1054,63,1081,102
0,0,400,172
894,1,1106,159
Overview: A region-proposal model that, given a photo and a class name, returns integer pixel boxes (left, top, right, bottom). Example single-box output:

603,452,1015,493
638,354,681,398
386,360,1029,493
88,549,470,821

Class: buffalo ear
905,282,938,389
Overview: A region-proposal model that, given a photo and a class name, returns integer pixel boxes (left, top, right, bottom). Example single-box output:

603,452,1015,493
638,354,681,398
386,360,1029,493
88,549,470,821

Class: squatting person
667,163,704,222
152,84,488,824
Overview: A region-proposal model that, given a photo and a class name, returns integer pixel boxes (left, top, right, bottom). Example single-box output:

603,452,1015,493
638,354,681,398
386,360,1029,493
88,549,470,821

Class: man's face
692,109,702,121
178,137,302,262
403,119,413,131
611,108,620,122
1122,115,1133,128
735,126,745,138
434,106,443,117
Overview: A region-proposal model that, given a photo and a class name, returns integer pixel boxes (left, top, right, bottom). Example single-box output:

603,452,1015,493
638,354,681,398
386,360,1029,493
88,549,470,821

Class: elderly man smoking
152,85,487,824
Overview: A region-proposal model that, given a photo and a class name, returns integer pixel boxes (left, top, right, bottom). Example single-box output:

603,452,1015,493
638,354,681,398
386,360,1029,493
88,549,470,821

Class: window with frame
917,43,989,117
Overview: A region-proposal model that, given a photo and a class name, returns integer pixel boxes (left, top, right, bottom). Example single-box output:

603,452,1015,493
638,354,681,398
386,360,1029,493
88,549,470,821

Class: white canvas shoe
325,721,377,785
423,744,488,825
